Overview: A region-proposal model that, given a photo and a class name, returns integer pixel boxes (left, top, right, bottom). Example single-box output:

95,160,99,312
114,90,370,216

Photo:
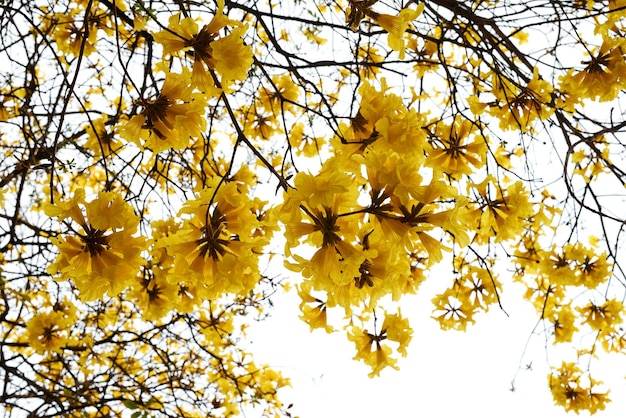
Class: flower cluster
549,362,610,414
432,257,502,331
345,1,423,59
348,310,413,377
426,116,487,177
281,81,474,374
11,0,626,414
45,189,145,301
153,0,253,93
468,176,534,244
25,300,77,354
121,70,208,153
470,68,554,131
157,176,277,302
560,37,626,102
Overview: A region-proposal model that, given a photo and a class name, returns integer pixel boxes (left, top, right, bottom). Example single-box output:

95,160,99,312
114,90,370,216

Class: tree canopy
1,0,626,415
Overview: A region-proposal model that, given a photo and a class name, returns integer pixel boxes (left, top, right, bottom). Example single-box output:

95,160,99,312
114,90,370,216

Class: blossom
348,325,399,377
84,115,122,157
427,116,487,177
381,311,412,356
211,26,253,83
431,289,476,331
468,176,534,244
43,188,87,225
258,74,301,115
153,1,253,91
130,266,179,322
551,306,578,344
288,123,323,157
577,299,623,332
26,311,69,354
46,189,145,301
298,283,334,333
471,68,554,131
373,5,423,59
121,71,207,152
159,180,276,300
559,38,626,101
549,362,610,413
302,26,327,45
44,11,98,57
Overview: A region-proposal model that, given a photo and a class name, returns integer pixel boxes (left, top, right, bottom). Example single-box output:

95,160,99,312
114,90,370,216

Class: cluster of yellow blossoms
280,79,538,372
549,362,610,414
40,4,116,58
44,165,276,320
345,0,424,59
559,37,626,102
156,178,277,302
25,299,78,354
153,0,253,93
45,189,145,301
121,70,209,153
469,68,554,132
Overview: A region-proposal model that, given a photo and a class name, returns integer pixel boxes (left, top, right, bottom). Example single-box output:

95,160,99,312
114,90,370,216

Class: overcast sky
247,270,626,418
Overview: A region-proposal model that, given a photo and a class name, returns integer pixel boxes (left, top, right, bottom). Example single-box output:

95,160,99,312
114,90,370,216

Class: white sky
246,272,626,418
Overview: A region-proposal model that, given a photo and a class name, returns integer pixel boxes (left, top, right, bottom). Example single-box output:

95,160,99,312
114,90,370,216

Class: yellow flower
43,188,87,226
298,283,334,333
358,45,385,78
549,362,610,413
84,115,122,157
153,1,252,91
289,123,323,157
468,176,534,243
431,288,476,331
26,311,68,354
0,88,19,121
381,311,412,356
456,262,502,311
130,266,178,321
210,26,254,84
153,13,201,56
121,71,207,152
303,26,327,45
560,38,626,101
46,190,145,301
281,169,358,223
427,117,487,177
45,11,98,57
552,307,578,344
86,190,138,230
372,5,423,59
347,325,399,377
473,68,554,131
174,282,199,313
522,277,564,317
160,182,275,300
258,74,301,115
577,299,623,332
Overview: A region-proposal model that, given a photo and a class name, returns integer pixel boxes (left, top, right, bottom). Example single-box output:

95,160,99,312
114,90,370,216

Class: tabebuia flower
45,189,146,301
371,5,424,59
121,71,207,153
559,37,626,102
153,0,253,93
345,1,423,59
157,176,277,301
26,311,71,354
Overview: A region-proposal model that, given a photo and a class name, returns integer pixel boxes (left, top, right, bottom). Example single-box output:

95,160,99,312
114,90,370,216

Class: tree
1,0,625,415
